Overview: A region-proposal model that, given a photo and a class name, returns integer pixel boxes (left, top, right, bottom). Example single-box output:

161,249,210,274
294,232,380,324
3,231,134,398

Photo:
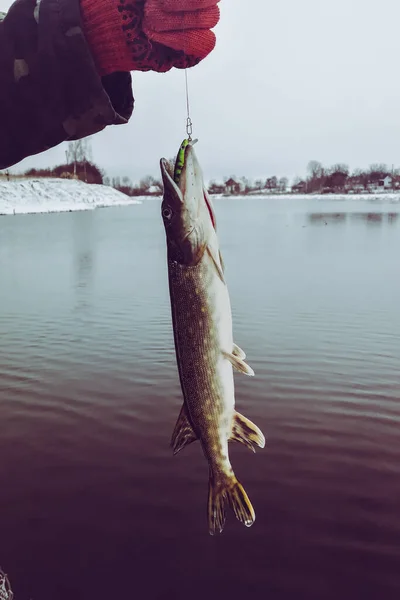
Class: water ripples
0,199,400,599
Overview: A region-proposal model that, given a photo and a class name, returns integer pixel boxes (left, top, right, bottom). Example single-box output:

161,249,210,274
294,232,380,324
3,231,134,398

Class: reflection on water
0,197,400,600
72,211,95,313
309,212,399,225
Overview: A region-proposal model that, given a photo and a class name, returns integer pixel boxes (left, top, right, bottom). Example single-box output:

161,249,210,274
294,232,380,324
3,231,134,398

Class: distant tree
240,176,251,194
306,160,325,193
368,163,389,183
265,176,278,191
351,168,369,190
325,170,348,191
307,160,324,180
369,163,388,175
330,163,349,176
66,137,93,179
109,173,164,197
151,178,163,193
279,177,288,192
323,163,349,191
21,160,103,184
224,175,238,183
139,175,155,192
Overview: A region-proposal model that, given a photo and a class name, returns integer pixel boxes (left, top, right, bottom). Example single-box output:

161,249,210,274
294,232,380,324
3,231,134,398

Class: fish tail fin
207,472,255,535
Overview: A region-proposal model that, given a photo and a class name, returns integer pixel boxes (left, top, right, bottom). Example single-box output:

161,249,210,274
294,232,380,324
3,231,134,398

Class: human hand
143,0,220,62
81,0,221,77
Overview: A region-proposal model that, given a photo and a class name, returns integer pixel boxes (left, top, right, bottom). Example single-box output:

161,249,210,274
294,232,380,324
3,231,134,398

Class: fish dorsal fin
223,351,255,377
230,411,266,452
232,343,246,360
206,245,225,283
171,404,198,455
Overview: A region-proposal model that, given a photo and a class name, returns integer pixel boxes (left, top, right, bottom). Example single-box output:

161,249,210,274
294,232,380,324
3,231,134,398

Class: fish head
160,142,217,266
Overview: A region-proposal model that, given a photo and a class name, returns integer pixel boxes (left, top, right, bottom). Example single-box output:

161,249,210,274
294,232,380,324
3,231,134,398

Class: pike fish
160,141,265,535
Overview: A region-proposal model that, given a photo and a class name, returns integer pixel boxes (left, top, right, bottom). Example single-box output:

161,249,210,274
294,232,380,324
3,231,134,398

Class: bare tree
240,176,251,193
139,175,155,192
279,177,288,192
152,178,163,193
66,137,93,179
265,176,278,191
330,163,349,176
307,160,324,180
369,163,388,175
368,163,390,185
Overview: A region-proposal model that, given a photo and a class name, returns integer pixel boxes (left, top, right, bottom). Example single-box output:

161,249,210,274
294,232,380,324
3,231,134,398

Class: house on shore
379,175,393,189
291,180,307,194
367,176,394,193
224,178,242,195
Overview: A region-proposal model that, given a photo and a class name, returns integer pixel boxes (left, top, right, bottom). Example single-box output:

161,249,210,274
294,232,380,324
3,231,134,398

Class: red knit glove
80,0,220,77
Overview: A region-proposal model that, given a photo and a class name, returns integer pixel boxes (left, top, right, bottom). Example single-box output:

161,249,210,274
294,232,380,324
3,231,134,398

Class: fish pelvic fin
230,411,266,453
208,471,255,535
223,351,255,376
171,404,198,455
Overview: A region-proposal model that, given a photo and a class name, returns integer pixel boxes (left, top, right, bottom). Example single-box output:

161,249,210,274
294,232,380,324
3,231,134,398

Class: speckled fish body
160,142,265,535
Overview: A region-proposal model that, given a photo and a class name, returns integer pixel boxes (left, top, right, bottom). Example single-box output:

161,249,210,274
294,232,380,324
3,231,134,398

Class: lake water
0,196,399,600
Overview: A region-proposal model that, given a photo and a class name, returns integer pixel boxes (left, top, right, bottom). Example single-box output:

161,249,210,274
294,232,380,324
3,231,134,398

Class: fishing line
184,69,193,142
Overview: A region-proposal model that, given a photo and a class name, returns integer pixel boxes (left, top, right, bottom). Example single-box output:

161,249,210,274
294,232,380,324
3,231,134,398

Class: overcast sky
2,0,400,182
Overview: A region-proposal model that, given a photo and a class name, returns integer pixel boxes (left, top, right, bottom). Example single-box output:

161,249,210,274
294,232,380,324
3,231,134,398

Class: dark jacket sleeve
0,0,134,169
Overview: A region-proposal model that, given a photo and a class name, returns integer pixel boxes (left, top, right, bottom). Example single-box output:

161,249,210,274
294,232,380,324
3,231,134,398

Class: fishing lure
173,139,190,184
173,138,199,185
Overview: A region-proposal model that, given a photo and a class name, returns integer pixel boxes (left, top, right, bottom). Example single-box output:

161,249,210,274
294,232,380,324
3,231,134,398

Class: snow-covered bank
0,178,142,216
215,192,400,202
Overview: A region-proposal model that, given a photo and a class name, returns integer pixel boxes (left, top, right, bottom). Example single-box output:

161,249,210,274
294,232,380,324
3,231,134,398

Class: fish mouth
160,143,217,231
160,157,183,208
181,144,217,231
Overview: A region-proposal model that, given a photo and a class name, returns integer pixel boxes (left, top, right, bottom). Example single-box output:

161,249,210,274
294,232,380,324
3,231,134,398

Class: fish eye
162,206,173,220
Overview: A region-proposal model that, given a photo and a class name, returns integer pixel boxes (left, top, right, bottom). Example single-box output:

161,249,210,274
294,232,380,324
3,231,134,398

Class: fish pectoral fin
223,351,255,377
171,404,198,456
232,343,246,360
230,411,266,452
206,245,225,283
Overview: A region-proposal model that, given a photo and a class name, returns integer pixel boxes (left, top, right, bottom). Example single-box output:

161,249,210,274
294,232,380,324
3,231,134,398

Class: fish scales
160,141,265,534
168,255,234,473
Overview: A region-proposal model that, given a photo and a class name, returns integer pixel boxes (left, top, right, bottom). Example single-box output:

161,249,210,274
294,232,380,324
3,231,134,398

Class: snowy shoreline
0,178,143,216
1,179,399,217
